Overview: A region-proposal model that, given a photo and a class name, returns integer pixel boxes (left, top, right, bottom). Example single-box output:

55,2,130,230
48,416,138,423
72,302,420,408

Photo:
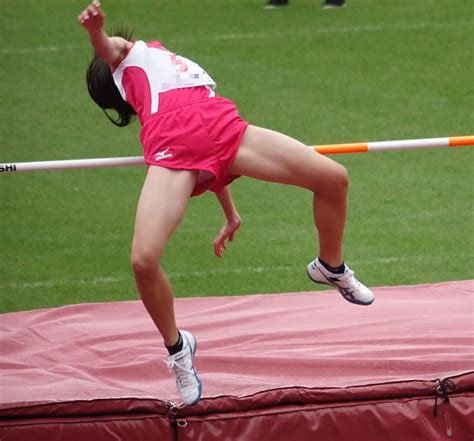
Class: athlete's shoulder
113,40,147,72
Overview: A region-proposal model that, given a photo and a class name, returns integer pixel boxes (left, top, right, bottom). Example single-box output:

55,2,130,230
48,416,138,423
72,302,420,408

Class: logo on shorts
154,147,173,161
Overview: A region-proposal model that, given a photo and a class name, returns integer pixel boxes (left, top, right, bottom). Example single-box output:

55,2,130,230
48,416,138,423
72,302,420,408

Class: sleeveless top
112,40,216,124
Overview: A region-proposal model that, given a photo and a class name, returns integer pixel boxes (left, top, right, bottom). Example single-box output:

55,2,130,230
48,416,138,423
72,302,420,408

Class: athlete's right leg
230,125,348,268
230,125,374,305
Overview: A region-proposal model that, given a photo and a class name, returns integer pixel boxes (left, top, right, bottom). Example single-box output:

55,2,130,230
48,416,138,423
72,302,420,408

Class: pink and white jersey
112,41,216,123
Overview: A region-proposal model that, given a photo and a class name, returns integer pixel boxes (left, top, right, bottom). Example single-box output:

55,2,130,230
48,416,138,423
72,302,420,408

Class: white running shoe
307,258,375,306
166,330,202,406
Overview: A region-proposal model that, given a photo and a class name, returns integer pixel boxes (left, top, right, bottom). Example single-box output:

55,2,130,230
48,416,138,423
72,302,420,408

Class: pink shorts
140,87,249,196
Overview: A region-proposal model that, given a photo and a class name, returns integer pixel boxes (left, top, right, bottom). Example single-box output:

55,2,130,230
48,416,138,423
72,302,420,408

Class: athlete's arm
78,1,132,69
213,186,241,257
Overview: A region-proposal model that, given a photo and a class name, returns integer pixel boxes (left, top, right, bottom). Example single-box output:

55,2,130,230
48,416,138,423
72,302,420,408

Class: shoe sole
306,267,374,306
182,332,203,406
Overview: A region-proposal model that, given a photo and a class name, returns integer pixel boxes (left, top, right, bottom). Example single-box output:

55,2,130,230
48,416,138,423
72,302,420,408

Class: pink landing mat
0,280,473,441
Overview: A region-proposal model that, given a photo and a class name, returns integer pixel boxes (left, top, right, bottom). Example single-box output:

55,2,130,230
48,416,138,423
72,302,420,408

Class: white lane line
1,21,472,54
1,254,463,290
0,44,80,54
198,21,474,41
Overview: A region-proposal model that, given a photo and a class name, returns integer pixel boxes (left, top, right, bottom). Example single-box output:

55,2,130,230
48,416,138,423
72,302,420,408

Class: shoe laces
345,268,365,287
166,355,194,388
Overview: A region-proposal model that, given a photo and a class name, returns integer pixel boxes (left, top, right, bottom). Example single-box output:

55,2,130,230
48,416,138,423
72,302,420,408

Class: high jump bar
1,135,472,173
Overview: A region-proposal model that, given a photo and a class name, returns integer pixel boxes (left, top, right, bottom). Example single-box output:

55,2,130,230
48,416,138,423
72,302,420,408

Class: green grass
1,0,473,312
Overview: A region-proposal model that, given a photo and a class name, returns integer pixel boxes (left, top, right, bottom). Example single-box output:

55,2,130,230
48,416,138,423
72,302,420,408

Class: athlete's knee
312,162,348,196
131,246,162,278
334,163,349,194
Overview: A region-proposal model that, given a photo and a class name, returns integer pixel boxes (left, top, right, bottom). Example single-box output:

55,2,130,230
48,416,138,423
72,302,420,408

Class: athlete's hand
78,1,105,32
213,216,241,258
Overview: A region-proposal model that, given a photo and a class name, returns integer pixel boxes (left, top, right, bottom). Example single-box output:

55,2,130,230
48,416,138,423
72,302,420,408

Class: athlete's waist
151,86,216,117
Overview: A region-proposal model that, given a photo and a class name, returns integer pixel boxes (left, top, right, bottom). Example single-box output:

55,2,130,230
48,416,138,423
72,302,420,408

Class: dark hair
86,28,136,127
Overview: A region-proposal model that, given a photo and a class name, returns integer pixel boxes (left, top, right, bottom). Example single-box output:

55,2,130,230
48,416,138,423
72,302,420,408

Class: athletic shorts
140,87,249,196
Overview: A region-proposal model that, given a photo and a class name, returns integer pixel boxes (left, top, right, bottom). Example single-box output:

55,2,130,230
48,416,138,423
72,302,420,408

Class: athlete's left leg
131,166,203,405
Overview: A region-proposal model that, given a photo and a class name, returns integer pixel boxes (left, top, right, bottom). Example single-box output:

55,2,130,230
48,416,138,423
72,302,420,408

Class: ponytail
85,27,136,127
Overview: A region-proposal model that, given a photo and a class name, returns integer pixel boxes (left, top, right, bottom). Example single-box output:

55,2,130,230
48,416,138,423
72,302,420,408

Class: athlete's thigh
230,125,345,191
132,166,198,260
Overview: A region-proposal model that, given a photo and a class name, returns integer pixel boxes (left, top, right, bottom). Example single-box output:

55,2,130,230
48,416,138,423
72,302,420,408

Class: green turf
1,0,473,312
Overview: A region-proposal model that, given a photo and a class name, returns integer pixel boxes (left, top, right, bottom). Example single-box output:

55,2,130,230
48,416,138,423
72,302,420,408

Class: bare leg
230,125,348,267
131,166,197,346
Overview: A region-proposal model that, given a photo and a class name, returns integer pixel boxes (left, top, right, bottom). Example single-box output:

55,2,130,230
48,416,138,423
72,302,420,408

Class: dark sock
166,331,183,356
319,258,345,274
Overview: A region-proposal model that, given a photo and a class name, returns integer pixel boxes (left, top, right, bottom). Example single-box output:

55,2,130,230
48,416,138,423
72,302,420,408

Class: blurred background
1,0,473,312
